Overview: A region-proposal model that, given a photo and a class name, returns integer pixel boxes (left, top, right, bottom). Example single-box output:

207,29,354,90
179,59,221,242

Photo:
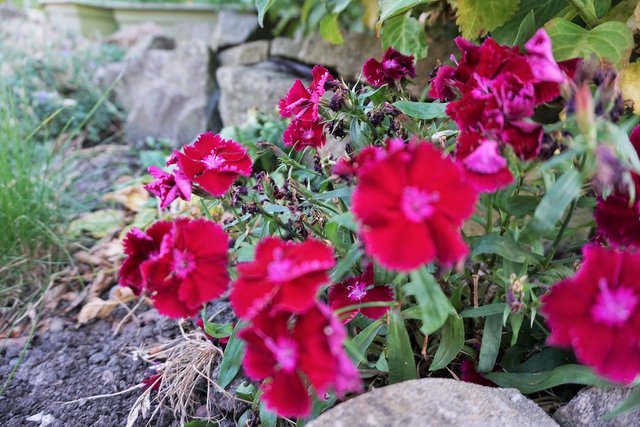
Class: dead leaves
77,287,136,324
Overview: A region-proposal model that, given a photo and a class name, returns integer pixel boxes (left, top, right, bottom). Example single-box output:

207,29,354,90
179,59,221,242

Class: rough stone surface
109,39,210,146
309,378,558,427
554,387,640,427
270,33,382,81
218,40,270,66
209,10,259,51
105,22,165,48
216,61,309,126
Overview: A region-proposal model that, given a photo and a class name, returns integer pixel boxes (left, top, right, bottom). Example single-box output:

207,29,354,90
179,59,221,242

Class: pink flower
490,73,536,120
230,237,335,319
352,140,477,271
457,132,514,193
176,132,252,197
120,218,230,319
283,119,326,151
239,303,361,418
279,66,333,122
525,29,565,84
362,48,416,87
328,265,395,323
542,244,640,384
145,166,192,209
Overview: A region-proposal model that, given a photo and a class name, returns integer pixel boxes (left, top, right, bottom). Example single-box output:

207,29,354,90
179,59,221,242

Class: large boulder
554,387,639,427
209,10,260,51
218,40,270,67
308,378,558,427
216,61,309,127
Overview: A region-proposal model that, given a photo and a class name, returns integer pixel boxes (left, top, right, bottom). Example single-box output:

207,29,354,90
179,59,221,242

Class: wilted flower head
145,165,192,209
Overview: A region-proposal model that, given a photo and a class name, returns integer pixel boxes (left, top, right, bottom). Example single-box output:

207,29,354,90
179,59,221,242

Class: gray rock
554,387,639,427
209,10,259,50
218,40,270,66
309,378,558,427
105,22,165,48
216,62,307,127
0,5,26,21
270,33,382,81
113,39,210,145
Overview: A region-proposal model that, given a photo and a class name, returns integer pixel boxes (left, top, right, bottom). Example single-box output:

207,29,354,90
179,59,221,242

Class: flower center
382,59,398,70
267,248,293,282
347,282,368,301
401,187,440,222
592,278,638,326
202,152,226,170
302,129,315,141
173,249,196,279
267,337,298,372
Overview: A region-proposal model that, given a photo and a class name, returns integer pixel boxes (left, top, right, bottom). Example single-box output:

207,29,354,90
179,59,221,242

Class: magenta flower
283,119,327,151
457,132,514,193
145,166,192,209
362,48,416,87
279,66,333,122
328,265,394,323
542,244,640,384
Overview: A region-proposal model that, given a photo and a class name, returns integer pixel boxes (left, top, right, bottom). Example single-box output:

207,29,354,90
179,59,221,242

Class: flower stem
567,0,599,28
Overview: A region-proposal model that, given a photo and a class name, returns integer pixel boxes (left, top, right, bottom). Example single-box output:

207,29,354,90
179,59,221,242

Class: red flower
457,132,514,193
333,139,404,178
352,140,477,271
239,303,361,418
362,48,416,87
177,132,252,197
120,218,230,319
594,125,640,247
279,66,333,122
283,119,326,151
145,166,192,209
542,244,640,384
328,265,394,323
460,360,497,387
119,221,173,295
501,121,543,160
230,237,335,319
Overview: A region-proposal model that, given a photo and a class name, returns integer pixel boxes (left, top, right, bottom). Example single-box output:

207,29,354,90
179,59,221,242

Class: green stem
544,198,578,267
334,301,398,316
567,0,599,27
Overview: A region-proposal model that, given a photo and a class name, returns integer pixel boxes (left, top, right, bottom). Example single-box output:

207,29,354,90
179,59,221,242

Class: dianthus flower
176,132,252,197
362,48,416,87
145,165,192,209
328,265,394,323
594,125,640,247
456,132,514,193
279,66,333,122
352,140,477,271
542,244,640,384
239,303,361,417
120,218,229,318
230,237,335,319
283,119,326,151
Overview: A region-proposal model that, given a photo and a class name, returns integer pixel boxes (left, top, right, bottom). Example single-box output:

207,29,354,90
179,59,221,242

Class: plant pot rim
38,0,254,13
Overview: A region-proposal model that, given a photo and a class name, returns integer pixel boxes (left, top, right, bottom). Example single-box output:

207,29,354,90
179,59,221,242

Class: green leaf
255,0,276,27
381,14,428,60
378,0,433,23
512,10,536,47
328,211,357,232
460,303,507,318
604,386,640,420
259,402,278,427
314,187,352,201
331,243,362,283
407,268,454,335
526,169,582,235
183,421,218,427
320,13,345,44
429,314,464,371
602,0,640,24
393,101,448,120
203,321,234,339
217,322,246,388
386,308,417,383
471,233,529,263
478,314,503,373
68,209,125,239
485,364,613,393
456,0,521,39
492,0,568,45
350,319,384,365
545,18,634,68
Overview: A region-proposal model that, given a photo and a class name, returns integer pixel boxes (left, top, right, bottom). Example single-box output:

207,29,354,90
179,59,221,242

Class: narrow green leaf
485,364,613,393
460,303,507,318
407,268,454,335
387,308,417,383
381,14,428,60
217,322,246,388
259,402,278,427
471,233,529,263
491,0,568,45
478,314,503,373
512,10,536,46
393,101,448,120
320,13,345,44
604,386,640,420
429,314,464,371
328,211,357,233
350,319,384,365
527,169,582,235
378,0,433,23
255,0,276,27
330,243,362,283
314,187,352,201
203,321,234,339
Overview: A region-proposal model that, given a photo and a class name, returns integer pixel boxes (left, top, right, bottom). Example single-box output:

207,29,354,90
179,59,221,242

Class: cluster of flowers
430,29,576,192
543,125,640,385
